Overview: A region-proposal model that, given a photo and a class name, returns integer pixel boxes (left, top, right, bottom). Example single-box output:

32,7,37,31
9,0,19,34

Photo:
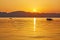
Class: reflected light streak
34,17,36,32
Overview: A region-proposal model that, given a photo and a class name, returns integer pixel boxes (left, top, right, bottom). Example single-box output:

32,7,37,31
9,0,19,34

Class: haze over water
0,18,60,40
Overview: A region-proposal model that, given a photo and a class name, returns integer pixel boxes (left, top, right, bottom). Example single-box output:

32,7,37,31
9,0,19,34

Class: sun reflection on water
34,17,36,32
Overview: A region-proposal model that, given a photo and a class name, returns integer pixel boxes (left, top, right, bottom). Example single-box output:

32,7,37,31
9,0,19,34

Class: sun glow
33,9,37,12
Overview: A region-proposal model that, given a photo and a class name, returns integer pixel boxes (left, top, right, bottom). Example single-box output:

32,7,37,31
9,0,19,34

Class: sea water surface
0,18,60,40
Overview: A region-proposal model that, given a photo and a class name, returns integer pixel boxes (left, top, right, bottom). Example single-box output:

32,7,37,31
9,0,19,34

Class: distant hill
0,11,60,17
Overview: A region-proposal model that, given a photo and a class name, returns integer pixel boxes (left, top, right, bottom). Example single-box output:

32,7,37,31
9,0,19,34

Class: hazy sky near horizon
0,0,60,13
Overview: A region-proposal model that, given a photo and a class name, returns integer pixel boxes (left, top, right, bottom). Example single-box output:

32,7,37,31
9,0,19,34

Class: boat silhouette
47,18,53,21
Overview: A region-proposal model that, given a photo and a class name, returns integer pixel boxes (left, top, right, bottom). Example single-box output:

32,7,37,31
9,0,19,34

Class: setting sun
33,9,37,12
31,9,39,13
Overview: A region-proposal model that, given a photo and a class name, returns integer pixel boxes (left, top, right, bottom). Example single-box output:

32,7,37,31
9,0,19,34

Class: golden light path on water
34,17,36,32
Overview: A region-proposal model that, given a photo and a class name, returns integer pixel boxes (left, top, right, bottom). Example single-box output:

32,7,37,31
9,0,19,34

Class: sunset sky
0,0,60,13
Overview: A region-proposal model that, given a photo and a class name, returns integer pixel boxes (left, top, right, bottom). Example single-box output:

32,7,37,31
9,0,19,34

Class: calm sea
0,18,60,40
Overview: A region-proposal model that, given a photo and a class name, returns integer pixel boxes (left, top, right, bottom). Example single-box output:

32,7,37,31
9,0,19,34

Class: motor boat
47,18,53,21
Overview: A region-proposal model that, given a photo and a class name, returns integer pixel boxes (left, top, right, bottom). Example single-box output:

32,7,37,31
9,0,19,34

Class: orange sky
0,0,60,13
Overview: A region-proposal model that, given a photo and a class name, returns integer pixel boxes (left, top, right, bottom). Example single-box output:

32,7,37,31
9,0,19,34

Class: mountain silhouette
0,11,60,17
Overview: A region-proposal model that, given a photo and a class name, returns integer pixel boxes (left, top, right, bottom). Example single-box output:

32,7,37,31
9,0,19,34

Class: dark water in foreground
0,18,60,40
